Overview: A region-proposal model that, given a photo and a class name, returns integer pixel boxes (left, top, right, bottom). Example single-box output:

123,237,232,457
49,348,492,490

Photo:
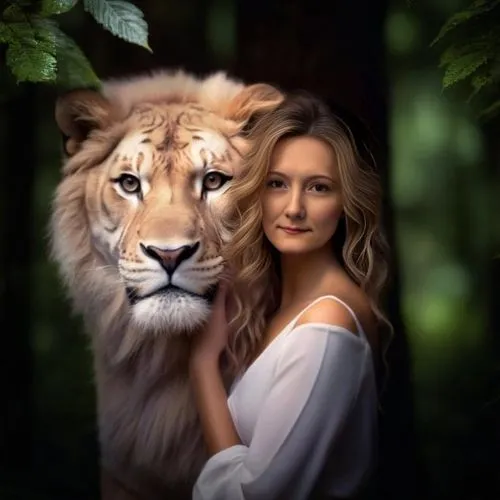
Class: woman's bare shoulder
296,298,359,334
296,279,376,341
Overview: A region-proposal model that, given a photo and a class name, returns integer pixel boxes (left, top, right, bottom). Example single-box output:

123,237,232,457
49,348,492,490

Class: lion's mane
49,69,282,499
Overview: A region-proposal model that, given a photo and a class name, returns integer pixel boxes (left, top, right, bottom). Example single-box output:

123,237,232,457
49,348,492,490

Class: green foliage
52,21,101,87
2,18,58,83
431,0,500,119
431,0,500,45
442,51,489,89
40,0,79,16
0,0,152,88
83,0,151,52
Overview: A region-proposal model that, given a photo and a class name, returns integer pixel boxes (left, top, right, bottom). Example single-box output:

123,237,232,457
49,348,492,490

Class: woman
189,92,391,499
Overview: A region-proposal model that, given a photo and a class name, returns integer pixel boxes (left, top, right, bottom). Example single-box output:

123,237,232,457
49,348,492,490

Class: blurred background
1,0,499,499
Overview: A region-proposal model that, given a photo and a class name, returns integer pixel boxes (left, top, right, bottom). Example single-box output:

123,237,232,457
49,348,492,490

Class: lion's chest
94,354,205,490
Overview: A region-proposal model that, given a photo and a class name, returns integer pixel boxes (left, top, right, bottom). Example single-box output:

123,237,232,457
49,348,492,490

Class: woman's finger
210,282,228,315
217,280,229,299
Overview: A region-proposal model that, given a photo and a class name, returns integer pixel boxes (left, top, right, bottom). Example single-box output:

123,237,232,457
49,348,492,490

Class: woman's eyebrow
268,171,336,182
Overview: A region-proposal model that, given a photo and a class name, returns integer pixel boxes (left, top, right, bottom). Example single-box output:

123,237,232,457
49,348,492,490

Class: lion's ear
55,89,114,156
223,83,283,125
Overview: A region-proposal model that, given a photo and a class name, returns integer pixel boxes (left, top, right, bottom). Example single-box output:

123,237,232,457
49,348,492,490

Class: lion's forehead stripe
189,131,228,167
113,133,152,170
114,131,231,174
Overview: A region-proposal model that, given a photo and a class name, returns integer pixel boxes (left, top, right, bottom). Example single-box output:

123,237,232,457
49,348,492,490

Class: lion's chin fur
130,291,211,335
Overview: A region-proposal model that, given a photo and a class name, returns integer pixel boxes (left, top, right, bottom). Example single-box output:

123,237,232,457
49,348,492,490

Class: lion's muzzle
140,241,200,277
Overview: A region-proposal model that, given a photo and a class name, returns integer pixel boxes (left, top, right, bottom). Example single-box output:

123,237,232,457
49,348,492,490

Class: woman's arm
192,325,373,500
189,281,242,456
190,358,242,456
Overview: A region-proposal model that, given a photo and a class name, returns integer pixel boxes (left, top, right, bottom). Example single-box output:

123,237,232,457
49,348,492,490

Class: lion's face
52,71,282,341
84,103,245,331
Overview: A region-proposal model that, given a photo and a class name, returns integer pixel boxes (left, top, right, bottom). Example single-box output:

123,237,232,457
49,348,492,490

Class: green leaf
4,18,58,83
472,72,494,92
472,73,494,90
438,39,490,65
3,4,27,22
439,44,470,67
52,26,101,88
431,0,500,46
82,0,151,51
479,98,500,119
7,41,57,82
1,11,99,87
442,52,490,88
467,72,495,101
40,0,80,16
0,21,9,43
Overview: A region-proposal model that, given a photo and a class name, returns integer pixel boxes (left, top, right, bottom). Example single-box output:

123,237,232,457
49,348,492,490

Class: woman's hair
222,91,391,374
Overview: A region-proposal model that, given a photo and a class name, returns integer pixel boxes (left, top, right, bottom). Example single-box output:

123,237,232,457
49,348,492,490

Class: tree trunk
0,80,36,492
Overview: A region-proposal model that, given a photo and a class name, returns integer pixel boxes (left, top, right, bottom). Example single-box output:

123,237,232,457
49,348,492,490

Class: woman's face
261,135,343,255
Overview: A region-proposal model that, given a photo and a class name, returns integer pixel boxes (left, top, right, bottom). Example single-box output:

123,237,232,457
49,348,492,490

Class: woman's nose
284,191,306,220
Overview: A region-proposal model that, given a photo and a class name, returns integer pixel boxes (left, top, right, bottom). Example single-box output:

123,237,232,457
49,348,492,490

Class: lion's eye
202,172,232,192
118,174,141,194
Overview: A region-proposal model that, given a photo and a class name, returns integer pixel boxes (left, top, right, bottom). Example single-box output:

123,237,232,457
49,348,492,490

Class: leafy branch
431,0,500,120
0,0,152,88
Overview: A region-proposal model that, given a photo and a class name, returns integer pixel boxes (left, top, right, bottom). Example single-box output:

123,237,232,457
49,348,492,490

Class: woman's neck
278,246,340,310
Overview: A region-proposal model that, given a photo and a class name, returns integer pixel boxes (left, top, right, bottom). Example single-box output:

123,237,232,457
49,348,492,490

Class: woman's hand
190,280,232,368
188,279,242,457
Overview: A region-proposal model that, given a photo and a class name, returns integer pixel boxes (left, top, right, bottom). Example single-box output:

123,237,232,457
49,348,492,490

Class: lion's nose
140,242,200,276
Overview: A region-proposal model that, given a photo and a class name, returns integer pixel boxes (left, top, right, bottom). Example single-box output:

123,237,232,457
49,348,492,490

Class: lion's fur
50,69,282,498
102,69,245,119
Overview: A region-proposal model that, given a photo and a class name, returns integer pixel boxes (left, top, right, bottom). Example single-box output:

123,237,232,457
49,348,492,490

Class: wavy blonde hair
222,92,391,374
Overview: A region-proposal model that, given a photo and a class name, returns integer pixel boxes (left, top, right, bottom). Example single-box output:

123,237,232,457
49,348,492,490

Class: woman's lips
279,226,310,234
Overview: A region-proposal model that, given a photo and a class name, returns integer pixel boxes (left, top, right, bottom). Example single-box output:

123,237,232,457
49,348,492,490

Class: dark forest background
1,0,499,499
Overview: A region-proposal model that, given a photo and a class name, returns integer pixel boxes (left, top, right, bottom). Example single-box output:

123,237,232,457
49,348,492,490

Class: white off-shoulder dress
193,295,378,500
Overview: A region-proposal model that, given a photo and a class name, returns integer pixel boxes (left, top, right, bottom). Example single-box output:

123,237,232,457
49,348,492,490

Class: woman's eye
202,171,232,191
311,183,330,192
267,179,284,189
118,174,141,194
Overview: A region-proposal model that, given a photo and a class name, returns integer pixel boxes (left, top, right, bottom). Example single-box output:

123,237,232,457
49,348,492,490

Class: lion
50,69,283,499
